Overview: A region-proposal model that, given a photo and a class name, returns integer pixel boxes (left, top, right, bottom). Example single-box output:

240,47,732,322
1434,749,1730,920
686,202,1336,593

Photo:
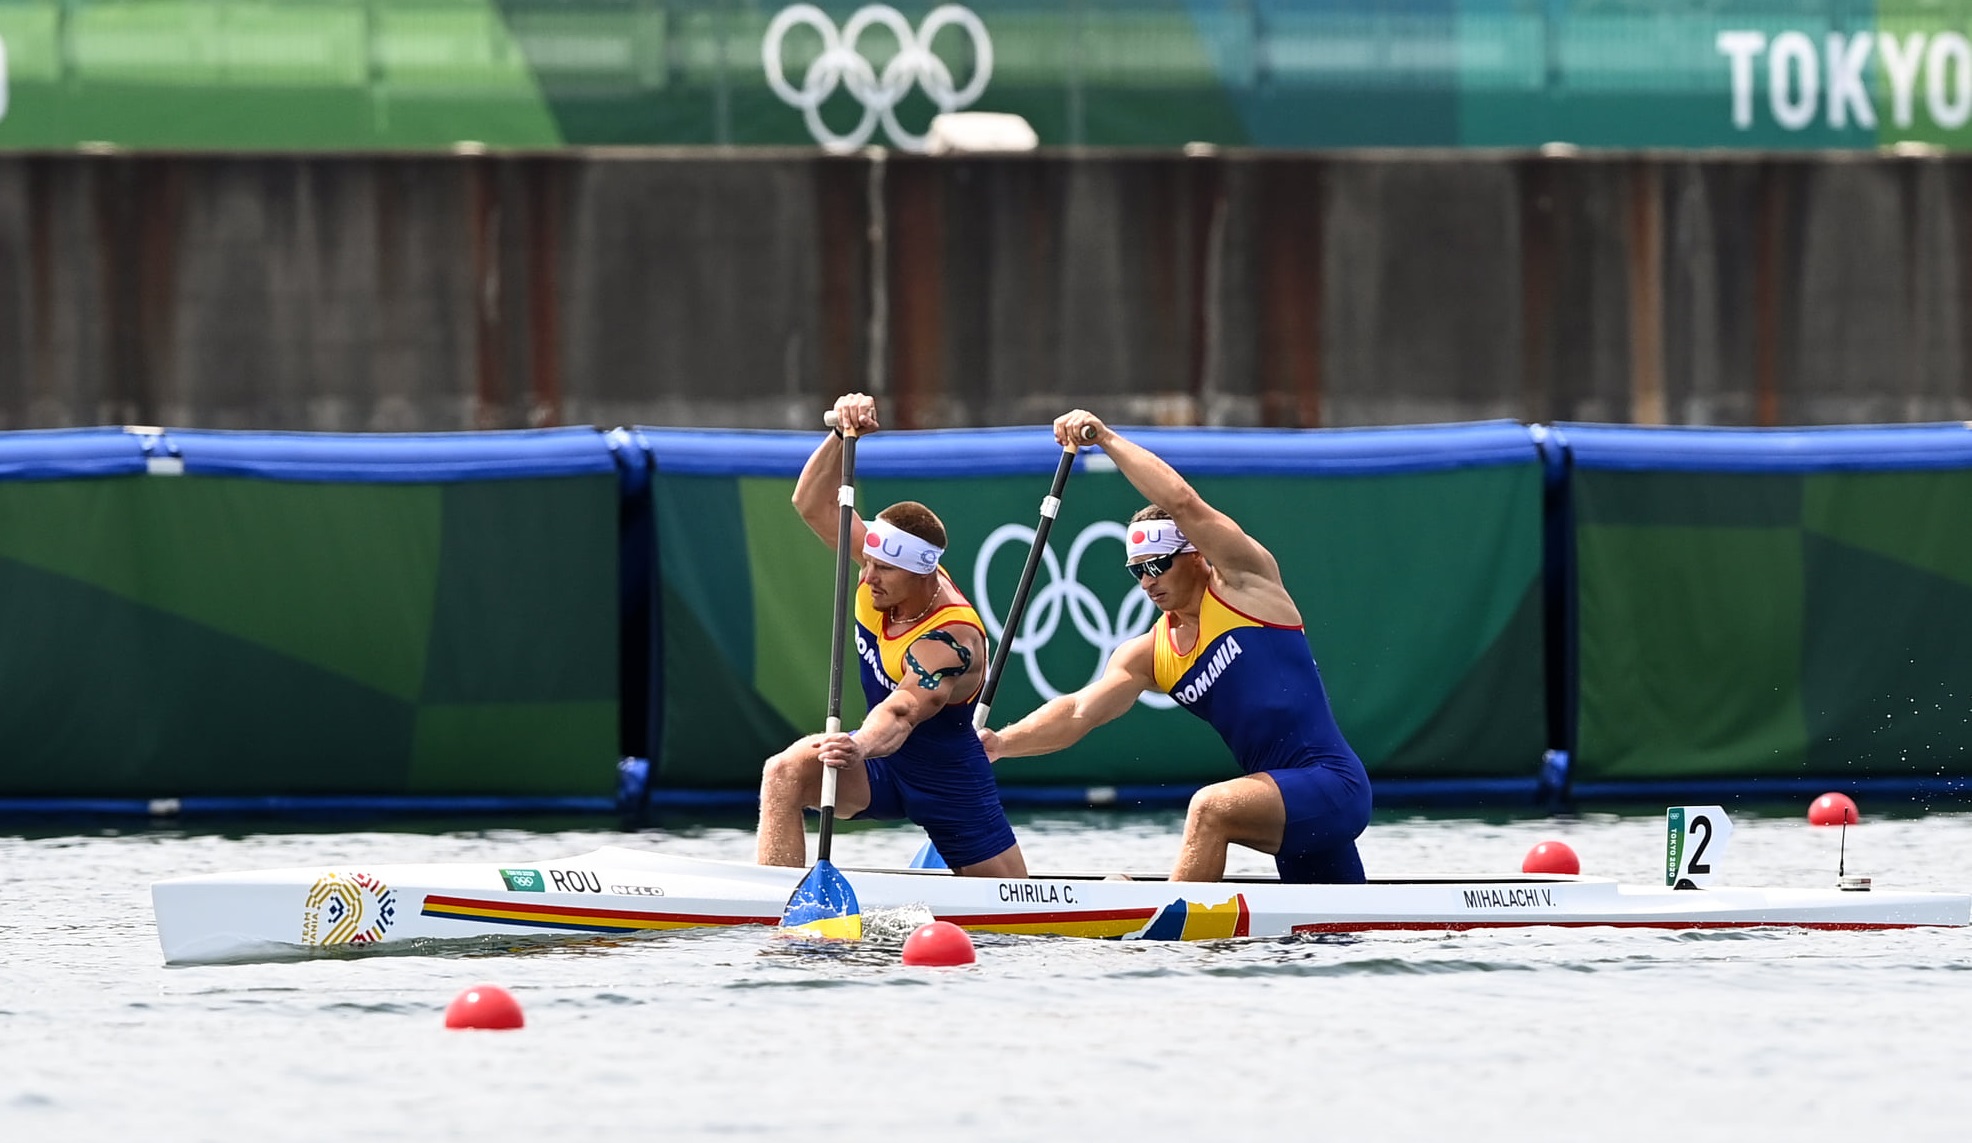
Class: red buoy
1809,792,1859,826
901,921,976,966
444,983,524,1030
1522,840,1580,875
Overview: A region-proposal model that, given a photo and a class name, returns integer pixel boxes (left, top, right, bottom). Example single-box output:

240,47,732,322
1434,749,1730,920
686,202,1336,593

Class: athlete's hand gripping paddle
780,408,864,940
974,425,1097,731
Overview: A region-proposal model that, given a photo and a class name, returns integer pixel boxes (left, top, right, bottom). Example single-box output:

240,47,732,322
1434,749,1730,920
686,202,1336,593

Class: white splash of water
859,903,936,944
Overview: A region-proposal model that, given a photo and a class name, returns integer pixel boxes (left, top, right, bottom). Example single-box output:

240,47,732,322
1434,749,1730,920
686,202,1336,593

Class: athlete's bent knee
1185,785,1237,833
759,748,816,802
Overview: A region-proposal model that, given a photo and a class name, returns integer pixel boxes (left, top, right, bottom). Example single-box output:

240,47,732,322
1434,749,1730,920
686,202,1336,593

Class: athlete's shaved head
878,501,947,550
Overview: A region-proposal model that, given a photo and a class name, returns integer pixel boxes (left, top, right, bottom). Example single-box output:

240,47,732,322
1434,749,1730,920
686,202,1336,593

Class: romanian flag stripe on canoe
936,895,1251,941
1135,894,1251,941
421,894,777,933
936,907,1158,939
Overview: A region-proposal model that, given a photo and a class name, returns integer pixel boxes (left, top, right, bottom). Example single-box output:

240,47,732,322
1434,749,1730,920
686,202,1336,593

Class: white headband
1126,520,1196,562
863,517,944,573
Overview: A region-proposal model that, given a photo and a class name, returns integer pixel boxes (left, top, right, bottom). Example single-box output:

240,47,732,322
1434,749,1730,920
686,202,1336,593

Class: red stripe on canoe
424,894,779,927
936,907,1159,926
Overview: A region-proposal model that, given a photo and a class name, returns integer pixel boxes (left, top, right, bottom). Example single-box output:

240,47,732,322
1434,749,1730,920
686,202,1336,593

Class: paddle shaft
819,416,857,862
974,428,1092,730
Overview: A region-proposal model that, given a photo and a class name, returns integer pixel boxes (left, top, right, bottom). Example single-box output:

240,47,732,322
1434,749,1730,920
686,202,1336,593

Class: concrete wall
4,150,1970,431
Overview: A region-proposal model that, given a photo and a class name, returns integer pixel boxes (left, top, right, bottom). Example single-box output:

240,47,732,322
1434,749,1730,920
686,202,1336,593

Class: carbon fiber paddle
973,425,1095,731
780,409,863,939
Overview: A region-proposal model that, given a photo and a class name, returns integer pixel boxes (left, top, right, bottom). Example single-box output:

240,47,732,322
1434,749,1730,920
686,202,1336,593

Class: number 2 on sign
1666,805,1734,888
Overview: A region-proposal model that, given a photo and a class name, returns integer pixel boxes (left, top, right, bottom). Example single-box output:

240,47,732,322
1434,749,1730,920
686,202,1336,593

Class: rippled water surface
6,807,1972,1141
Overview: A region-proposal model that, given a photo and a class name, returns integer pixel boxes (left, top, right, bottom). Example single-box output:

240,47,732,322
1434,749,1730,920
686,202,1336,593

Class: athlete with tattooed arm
755,392,1027,878
977,409,1372,884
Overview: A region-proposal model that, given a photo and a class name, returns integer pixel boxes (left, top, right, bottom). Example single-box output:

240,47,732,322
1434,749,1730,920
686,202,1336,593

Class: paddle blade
780,859,863,940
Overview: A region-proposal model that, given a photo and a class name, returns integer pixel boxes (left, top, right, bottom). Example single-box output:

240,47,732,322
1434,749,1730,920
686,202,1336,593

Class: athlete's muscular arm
816,624,985,768
793,393,879,550
1053,410,1293,603
980,633,1156,761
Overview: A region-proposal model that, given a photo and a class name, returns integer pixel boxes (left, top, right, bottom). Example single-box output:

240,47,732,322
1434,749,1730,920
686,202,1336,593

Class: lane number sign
1666,805,1734,888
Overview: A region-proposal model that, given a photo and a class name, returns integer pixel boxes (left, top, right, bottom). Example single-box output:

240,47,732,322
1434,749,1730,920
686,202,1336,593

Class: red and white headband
863,517,943,573
1125,520,1196,562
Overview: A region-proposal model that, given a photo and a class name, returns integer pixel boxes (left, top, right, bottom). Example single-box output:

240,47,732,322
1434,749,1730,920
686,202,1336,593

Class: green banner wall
0,430,623,797
1567,425,1972,783
11,1,1972,151
647,423,1548,789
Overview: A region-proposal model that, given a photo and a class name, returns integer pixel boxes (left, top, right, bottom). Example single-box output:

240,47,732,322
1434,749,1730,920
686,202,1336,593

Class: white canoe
151,845,1971,965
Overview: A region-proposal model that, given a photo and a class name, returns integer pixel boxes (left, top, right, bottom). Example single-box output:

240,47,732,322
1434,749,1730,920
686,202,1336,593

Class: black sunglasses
1125,553,1177,581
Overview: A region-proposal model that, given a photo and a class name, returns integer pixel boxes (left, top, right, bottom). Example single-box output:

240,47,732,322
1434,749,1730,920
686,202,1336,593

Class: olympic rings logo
762,4,993,153
972,522,1177,711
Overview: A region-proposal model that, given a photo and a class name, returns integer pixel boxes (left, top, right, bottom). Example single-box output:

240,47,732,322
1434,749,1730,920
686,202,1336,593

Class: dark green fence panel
1565,423,1972,783
0,428,623,797
644,422,1547,789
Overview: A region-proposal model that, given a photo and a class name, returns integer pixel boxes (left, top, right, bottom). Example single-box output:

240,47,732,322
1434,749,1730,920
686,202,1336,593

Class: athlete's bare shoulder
923,618,988,659
901,622,982,694
1108,628,1159,681
1208,567,1302,628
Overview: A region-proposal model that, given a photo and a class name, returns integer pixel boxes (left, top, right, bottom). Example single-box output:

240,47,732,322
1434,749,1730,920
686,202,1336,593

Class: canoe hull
151,847,1972,965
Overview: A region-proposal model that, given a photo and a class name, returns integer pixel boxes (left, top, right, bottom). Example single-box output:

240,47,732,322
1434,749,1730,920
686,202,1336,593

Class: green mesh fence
0,472,620,796
1575,468,1972,781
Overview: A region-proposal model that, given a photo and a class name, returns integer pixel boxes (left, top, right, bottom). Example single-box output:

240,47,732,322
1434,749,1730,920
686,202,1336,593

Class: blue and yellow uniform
850,572,1018,869
1153,588,1372,883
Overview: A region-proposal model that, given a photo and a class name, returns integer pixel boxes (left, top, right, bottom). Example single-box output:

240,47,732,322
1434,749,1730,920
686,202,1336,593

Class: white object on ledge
925,112,1039,155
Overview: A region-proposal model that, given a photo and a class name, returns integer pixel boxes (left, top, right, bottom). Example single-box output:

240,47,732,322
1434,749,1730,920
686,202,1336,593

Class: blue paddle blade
780,859,863,940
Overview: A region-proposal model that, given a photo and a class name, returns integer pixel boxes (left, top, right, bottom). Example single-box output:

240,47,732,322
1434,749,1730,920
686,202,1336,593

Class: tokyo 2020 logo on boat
762,4,993,153
972,521,1176,710
300,872,398,946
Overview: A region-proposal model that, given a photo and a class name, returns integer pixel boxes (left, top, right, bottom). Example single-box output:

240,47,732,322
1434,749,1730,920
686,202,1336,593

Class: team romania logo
300,872,399,946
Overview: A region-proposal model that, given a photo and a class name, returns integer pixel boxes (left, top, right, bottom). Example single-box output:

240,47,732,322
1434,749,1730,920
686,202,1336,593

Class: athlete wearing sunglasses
979,410,1372,886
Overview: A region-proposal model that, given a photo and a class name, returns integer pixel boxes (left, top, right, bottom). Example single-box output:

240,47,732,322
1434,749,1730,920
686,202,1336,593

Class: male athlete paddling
978,409,1372,883
755,392,1027,879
